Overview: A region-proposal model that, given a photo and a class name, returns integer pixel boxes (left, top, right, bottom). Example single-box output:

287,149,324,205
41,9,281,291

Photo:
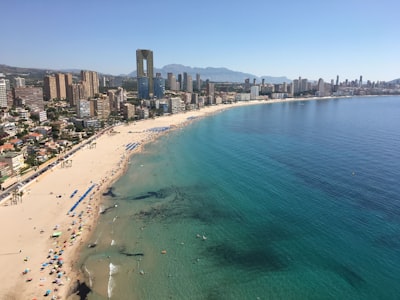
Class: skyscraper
71,83,84,107
136,49,154,97
81,70,99,99
0,79,7,108
186,75,193,93
153,74,165,99
206,80,215,104
177,74,183,91
300,78,308,92
244,78,250,92
138,77,149,99
183,73,193,92
196,73,201,92
65,73,73,102
317,78,325,96
167,73,177,91
43,75,57,101
55,73,66,99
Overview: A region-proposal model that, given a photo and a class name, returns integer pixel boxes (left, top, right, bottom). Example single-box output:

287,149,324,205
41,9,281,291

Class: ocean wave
108,262,119,299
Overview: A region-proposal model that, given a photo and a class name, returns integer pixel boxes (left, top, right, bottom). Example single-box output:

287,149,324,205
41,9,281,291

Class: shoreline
0,96,358,299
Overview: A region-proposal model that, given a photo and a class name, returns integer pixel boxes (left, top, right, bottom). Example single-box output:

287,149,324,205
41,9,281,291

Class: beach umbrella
52,232,62,238
45,289,51,296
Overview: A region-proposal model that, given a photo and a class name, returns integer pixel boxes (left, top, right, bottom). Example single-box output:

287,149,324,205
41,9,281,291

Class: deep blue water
79,96,400,300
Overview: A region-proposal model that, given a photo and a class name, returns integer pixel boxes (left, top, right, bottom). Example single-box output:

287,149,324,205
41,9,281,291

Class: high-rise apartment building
71,83,85,107
43,75,57,101
167,73,177,91
244,78,251,92
250,86,259,100
136,49,154,98
167,73,172,90
300,78,308,92
81,70,99,98
77,99,91,118
153,74,165,99
94,95,111,120
206,80,215,104
122,103,135,120
177,74,183,91
317,78,325,96
186,75,193,93
0,79,7,108
196,73,201,91
138,77,149,99
65,73,73,101
55,73,66,99
183,72,188,91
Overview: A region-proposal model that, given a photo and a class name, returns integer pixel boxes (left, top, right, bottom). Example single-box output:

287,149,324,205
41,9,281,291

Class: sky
1,0,399,82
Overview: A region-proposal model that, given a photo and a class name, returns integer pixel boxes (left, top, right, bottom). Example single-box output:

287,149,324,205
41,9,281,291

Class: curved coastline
0,96,355,299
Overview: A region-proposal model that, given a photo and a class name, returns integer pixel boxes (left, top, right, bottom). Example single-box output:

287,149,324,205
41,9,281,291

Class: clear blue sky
1,0,399,82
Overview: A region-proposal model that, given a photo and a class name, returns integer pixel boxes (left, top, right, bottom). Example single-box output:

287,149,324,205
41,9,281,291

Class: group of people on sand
21,189,98,299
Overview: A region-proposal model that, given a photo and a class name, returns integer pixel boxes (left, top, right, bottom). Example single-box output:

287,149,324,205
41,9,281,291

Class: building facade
55,73,66,99
138,77,149,99
77,99,91,118
43,75,57,101
153,76,165,99
0,79,7,108
65,73,73,101
81,70,99,98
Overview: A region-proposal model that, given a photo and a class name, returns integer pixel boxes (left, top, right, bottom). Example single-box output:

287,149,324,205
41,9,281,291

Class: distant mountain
389,78,400,84
0,64,50,78
0,64,84,80
128,64,292,84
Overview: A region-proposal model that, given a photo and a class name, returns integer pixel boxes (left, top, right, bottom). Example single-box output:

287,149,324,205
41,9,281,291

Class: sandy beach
0,97,334,299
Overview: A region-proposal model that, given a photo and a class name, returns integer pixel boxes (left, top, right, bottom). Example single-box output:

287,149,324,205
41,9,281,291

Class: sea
77,96,400,300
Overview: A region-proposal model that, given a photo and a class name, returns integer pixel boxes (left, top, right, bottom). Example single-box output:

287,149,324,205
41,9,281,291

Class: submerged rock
68,279,92,300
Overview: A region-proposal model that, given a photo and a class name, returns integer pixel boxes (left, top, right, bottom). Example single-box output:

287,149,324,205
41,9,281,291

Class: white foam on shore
111,239,115,246
83,264,93,287
108,262,119,299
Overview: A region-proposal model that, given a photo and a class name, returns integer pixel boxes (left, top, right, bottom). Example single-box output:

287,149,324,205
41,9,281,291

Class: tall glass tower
136,49,154,98
138,77,150,99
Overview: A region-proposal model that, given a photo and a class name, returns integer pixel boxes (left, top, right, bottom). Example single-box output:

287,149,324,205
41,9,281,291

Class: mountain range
127,64,292,84
2,63,398,84
0,63,291,84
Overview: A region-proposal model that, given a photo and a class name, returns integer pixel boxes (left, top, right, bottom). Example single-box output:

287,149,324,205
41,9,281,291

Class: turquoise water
78,96,400,300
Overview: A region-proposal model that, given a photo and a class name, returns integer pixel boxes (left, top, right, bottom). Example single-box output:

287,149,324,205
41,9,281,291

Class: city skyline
1,0,399,82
